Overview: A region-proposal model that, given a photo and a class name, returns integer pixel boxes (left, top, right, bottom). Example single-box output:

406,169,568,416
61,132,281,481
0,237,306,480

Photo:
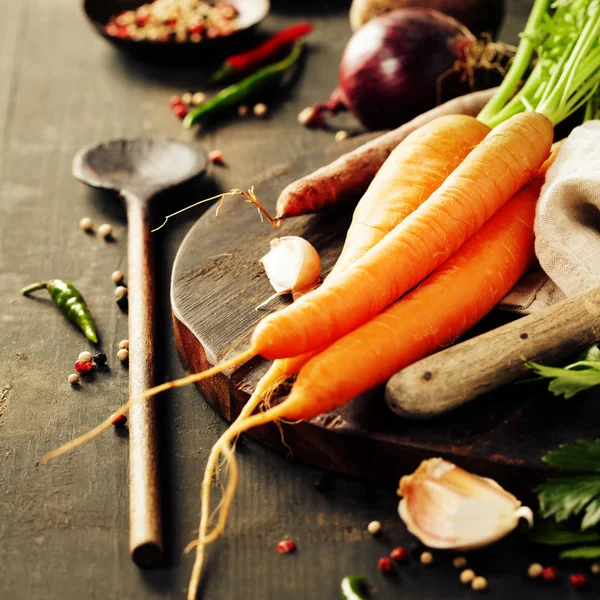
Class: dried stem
152,187,280,233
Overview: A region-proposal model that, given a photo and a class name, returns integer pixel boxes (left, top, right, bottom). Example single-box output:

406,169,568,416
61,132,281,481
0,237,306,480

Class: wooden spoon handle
126,199,163,567
385,287,600,419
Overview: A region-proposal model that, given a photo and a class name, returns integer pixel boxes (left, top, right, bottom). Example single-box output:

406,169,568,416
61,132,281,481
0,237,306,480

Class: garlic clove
260,236,321,297
397,458,533,551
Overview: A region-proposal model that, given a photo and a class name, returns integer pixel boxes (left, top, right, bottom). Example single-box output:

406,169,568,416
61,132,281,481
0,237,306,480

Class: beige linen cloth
500,121,600,314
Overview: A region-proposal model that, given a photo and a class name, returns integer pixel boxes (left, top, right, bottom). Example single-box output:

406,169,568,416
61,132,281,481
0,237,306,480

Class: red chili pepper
212,22,313,82
377,557,393,574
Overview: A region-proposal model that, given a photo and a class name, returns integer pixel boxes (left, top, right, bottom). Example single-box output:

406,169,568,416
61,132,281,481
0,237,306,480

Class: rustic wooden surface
2,1,597,599
172,138,600,484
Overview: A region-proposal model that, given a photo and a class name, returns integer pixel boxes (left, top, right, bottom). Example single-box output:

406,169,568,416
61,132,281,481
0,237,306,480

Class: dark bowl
83,0,270,63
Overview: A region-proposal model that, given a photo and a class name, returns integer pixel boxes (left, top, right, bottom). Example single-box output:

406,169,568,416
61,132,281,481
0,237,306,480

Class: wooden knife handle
385,287,600,419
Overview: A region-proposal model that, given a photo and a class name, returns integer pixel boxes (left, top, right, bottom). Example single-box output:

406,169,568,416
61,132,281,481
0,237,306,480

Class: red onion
340,9,476,130
349,0,505,37
301,8,508,132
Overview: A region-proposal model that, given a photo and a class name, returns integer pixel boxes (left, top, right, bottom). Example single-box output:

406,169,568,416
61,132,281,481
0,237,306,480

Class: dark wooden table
1,1,584,598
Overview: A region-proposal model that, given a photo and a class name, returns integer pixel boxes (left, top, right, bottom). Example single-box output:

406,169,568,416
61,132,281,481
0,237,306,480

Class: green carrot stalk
184,42,304,129
478,0,600,128
21,279,98,344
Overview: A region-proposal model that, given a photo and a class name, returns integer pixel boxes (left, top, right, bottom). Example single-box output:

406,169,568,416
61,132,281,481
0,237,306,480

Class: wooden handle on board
125,198,163,568
385,287,600,420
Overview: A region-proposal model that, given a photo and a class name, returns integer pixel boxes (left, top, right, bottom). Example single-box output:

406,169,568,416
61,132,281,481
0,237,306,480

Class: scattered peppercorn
591,563,600,575
75,360,94,374
208,149,224,164
181,92,193,104
111,270,125,285
68,373,80,385
460,569,476,584
110,412,128,427
98,223,113,239
192,92,207,105
335,130,349,143
173,103,188,119
377,557,393,574
253,103,268,118
367,520,381,535
114,286,128,299
541,566,558,582
79,217,94,232
117,348,129,362
105,1,240,43
119,339,129,350
298,106,325,128
276,539,296,554
420,551,434,566
93,351,107,366
528,563,544,579
453,556,467,569
78,351,93,364
471,576,488,592
238,104,248,116
390,547,408,562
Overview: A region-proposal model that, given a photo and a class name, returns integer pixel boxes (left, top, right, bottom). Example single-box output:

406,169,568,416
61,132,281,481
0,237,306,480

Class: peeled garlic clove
260,236,321,297
398,458,533,551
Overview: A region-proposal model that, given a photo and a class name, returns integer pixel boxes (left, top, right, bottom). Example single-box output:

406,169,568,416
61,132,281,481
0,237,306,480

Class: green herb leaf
537,476,600,529
529,520,600,546
543,440,600,473
560,545,600,559
525,360,600,399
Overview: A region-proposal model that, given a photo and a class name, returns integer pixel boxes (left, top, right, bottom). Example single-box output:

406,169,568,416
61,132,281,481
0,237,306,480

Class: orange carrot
253,111,553,360
331,114,490,275
275,88,496,219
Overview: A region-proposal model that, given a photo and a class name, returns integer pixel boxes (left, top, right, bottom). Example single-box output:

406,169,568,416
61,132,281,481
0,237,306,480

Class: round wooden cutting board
170,144,600,487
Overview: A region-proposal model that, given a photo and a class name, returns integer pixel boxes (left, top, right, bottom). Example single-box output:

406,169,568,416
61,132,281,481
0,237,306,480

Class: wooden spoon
73,138,206,567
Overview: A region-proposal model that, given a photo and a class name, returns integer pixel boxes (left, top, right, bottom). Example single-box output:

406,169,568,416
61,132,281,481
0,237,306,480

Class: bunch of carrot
44,0,600,597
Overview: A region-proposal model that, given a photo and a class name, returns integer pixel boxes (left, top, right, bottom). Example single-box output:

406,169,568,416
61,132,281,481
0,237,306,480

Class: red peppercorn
115,26,130,39
188,23,204,35
170,95,183,107
136,13,149,27
165,17,178,26
390,547,408,562
111,413,128,427
542,566,559,582
276,539,296,554
75,360,94,374
570,574,588,589
378,557,393,574
173,104,188,119
208,149,224,164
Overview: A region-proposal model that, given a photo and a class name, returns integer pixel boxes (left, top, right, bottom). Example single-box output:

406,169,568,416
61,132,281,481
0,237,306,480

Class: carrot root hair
40,348,256,464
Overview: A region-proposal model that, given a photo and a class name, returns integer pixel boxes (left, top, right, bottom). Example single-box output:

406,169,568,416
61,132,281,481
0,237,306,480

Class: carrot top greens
479,0,600,127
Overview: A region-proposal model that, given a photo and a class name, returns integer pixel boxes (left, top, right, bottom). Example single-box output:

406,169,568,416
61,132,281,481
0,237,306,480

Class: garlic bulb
260,236,321,301
398,458,533,550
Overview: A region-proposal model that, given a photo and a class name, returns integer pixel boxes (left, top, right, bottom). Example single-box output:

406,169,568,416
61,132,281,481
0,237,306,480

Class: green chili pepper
21,279,98,344
341,575,369,600
183,42,304,129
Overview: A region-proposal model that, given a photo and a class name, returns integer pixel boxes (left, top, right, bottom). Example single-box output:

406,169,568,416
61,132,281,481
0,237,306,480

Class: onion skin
350,0,505,37
340,9,473,130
